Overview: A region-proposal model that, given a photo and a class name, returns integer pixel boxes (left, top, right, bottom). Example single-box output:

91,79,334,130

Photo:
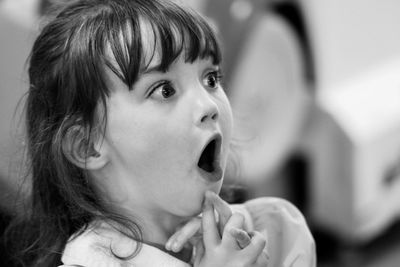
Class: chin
174,206,202,219
179,195,206,217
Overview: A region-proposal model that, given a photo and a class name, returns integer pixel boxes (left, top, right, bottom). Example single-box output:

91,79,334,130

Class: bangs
104,0,221,89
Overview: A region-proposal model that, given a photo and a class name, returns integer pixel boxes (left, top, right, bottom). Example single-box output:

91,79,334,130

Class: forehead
104,18,183,74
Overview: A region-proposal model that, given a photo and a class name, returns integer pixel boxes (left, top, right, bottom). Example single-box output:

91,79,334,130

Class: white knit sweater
60,197,316,267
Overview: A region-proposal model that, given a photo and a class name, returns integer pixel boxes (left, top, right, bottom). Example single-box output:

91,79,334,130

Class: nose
195,91,219,126
200,109,218,123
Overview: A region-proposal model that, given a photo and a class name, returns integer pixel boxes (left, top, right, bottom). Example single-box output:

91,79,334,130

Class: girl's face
95,53,233,220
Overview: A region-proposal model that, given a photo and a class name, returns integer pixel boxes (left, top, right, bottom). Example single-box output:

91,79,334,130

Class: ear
62,125,109,170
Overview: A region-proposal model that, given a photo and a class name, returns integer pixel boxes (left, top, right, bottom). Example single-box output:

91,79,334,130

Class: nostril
200,113,218,123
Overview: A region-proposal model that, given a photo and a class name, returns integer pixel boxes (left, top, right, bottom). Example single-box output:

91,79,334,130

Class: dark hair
5,0,221,266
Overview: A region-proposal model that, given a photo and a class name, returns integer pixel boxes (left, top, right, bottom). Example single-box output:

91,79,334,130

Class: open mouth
197,135,221,174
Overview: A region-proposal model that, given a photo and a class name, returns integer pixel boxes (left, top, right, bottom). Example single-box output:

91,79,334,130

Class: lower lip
198,164,223,182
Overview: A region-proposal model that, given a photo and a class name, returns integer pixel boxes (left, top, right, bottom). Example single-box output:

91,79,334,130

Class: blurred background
1,0,400,266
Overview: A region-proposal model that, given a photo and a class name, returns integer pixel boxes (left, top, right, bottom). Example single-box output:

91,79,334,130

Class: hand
165,191,251,252
193,193,268,267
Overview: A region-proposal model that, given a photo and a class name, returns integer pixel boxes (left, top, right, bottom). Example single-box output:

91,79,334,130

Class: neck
117,203,191,246
92,169,194,246
143,212,188,245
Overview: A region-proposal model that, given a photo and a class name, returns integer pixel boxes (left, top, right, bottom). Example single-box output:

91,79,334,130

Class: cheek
218,93,234,142
111,118,189,176
215,93,234,171
105,110,157,169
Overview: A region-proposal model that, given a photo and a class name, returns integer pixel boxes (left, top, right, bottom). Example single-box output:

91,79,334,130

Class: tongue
198,140,215,172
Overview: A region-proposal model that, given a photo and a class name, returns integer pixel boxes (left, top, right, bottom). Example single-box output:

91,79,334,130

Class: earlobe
62,125,109,170
83,140,110,171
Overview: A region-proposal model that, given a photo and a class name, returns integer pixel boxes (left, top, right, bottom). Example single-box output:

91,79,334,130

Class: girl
5,0,315,266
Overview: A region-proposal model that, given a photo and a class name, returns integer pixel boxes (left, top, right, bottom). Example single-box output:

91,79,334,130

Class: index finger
166,217,201,252
206,191,232,234
202,192,219,247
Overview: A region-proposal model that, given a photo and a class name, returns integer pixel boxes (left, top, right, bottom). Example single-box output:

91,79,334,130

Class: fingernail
228,228,238,236
205,190,214,197
229,228,251,249
172,241,180,252
207,190,217,198
205,191,218,203
261,229,268,239
165,240,172,250
248,231,256,238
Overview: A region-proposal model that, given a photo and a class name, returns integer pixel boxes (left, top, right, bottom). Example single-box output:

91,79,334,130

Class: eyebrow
141,59,221,77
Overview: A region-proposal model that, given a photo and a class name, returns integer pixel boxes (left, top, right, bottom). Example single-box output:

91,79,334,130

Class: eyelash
147,69,224,99
205,70,223,89
148,81,175,99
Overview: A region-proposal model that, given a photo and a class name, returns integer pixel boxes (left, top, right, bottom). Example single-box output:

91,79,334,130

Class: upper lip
197,133,222,172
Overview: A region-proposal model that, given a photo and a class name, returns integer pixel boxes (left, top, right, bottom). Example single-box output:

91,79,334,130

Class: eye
149,81,176,100
203,70,223,89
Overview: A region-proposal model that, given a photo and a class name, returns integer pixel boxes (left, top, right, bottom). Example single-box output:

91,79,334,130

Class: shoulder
61,221,191,267
61,221,139,267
